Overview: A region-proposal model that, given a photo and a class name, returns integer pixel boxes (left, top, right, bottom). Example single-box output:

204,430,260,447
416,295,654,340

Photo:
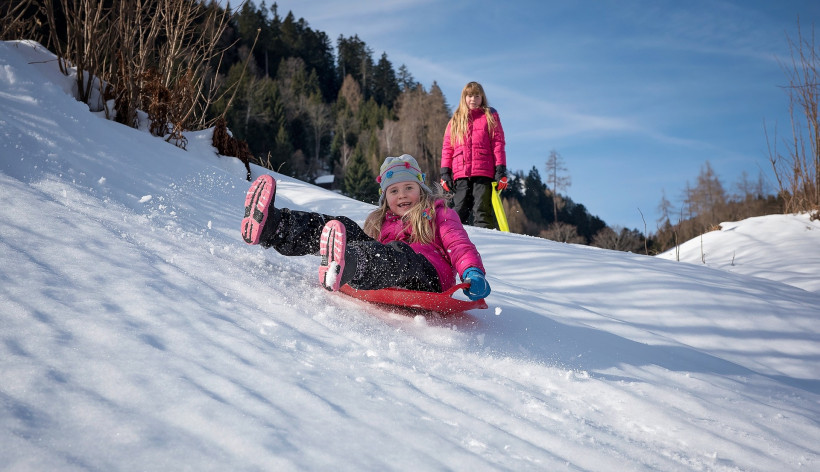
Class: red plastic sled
339,282,488,315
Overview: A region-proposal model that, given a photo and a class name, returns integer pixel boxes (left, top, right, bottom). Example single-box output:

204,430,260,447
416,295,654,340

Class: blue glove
462,267,491,301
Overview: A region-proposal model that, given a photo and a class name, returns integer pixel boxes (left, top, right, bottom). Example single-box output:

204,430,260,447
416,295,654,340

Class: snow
315,174,334,185
325,261,340,289
657,214,820,293
1,40,819,471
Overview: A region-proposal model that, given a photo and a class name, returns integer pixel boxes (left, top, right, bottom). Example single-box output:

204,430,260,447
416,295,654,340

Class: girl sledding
240,154,491,304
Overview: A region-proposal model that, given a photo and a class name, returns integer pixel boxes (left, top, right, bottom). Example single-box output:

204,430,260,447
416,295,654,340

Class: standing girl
440,81,508,229
241,154,491,301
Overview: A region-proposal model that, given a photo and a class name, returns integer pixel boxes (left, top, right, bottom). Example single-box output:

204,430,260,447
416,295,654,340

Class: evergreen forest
3,0,806,255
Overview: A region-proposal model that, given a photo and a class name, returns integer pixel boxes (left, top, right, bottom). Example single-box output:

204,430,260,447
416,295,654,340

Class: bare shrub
768,19,820,214
141,69,173,137
213,117,252,181
592,226,644,253
41,0,111,105
1,1,39,41
32,0,234,136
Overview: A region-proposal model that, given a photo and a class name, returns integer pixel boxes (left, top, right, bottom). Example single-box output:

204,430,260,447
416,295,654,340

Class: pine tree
337,35,374,99
343,146,379,203
271,124,293,174
397,64,417,91
373,52,400,108
523,166,551,228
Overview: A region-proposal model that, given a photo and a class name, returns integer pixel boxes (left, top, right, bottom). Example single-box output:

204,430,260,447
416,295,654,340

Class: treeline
2,0,613,242
207,2,451,202
652,162,784,255
200,4,618,243
1,0,451,203
489,161,785,256
2,1,803,255
504,167,607,243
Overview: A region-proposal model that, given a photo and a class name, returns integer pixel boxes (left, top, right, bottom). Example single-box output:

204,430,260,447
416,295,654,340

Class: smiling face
385,181,422,217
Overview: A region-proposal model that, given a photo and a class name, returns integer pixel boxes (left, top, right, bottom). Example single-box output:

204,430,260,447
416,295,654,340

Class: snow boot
241,175,276,245
318,220,358,291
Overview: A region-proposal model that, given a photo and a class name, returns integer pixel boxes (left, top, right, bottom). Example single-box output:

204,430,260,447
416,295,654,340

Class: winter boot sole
319,220,347,291
241,175,276,245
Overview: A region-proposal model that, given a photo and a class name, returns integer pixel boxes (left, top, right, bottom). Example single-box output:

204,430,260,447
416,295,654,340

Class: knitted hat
376,154,430,204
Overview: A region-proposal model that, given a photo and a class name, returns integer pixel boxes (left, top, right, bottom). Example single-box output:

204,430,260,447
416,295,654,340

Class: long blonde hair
364,182,445,244
449,81,497,146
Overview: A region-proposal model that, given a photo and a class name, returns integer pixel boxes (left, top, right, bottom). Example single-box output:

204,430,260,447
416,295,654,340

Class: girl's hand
462,267,491,300
440,167,454,193
494,165,508,191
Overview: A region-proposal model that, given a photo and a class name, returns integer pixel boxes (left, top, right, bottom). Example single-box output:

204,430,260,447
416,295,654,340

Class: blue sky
263,0,819,231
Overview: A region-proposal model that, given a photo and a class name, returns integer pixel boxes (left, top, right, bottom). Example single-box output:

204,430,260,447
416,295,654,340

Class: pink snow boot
319,220,351,291
241,175,276,245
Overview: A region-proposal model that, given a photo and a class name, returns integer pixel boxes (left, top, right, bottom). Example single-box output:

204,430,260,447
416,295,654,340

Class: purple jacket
377,200,485,290
441,108,506,180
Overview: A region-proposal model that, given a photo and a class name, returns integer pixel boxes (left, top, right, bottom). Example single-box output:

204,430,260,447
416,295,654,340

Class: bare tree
592,226,643,252
380,119,399,156
238,69,274,135
422,81,451,175
504,198,538,236
338,74,362,114
768,19,820,216
155,0,234,132
41,0,111,107
335,75,363,170
305,92,332,166
35,0,234,133
657,189,674,226
395,84,426,165
390,82,449,178
691,161,727,225
545,149,571,223
541,222,585,244
276,57,310,119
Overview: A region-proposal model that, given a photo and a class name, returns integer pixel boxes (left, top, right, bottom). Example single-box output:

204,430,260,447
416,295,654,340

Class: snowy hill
2,40,819,471
657,213,820,293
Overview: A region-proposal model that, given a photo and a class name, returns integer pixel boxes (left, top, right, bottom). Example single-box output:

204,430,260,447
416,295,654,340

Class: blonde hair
364,182,445,244
449,81,497,146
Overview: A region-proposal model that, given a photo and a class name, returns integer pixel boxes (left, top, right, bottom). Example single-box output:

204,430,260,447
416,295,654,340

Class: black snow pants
261,208,441,292
449,176,498,229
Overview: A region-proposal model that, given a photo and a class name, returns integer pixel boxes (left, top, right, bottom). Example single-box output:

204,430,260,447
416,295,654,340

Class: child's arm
436,206,491,300
437,207,485,277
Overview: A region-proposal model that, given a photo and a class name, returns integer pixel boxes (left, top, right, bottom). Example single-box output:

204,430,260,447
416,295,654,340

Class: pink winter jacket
441,107,506,180
377,200,485,291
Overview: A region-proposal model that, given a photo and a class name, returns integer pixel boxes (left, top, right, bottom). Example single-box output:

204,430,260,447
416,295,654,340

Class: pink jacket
377,200,485,290
441,108,506,180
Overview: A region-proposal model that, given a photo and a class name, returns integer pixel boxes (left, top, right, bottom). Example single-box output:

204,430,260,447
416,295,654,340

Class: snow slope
657,213,820,293
2,41,819,471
